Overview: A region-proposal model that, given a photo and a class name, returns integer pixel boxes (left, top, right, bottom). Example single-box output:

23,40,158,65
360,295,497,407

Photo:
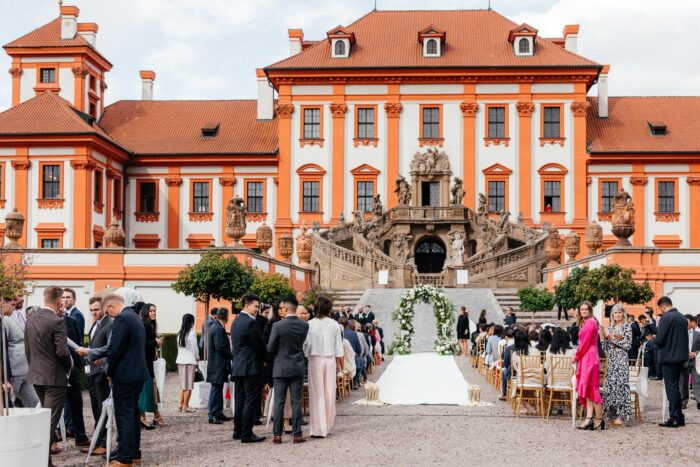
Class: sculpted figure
352,210,366,233
450,233,465,267
394,233,413,265
450,177,465,205
477,193,488,216
371,194,383,217
395,175,413,206
497,210,511,234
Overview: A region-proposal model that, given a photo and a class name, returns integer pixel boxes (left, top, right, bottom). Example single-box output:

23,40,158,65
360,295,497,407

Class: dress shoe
75,439,91,447
232,432,241,440
50,444,61,455
301,420,309,426
66,430,75,439
241,435,266,443
208,418,224,425
658,419,681,428
140,420,155,430
293,436,306,444
272,435,282,444
81,446,107,455
108,461,132,467
219,415,233,421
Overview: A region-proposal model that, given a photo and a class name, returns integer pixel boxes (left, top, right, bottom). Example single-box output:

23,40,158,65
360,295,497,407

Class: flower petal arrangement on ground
389,284,459,356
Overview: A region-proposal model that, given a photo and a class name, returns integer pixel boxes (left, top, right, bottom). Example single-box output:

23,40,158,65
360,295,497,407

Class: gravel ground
54,357,698,467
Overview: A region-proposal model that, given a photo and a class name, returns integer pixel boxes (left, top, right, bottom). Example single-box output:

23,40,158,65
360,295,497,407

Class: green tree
575,263,654,306
172,251,254,358
554,266,590,310
249,273,296,305
301,287,337,308
517,286,556,312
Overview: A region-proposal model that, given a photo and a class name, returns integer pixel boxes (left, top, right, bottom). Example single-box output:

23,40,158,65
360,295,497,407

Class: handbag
194,367,205,383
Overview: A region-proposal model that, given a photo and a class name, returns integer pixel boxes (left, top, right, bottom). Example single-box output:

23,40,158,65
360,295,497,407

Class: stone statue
497,210,511,234
394,233,413,265
225,196,246,245
395,175,412,206
517,212,524,224
450,232,465,267
352,210,366,233
311,221,320,234
366,224,381,251
296,222,312,267
477,193,487,216
371,194,383,217
410,147,451,174
337,212,346,226
450,177,465,205
611,189,635,246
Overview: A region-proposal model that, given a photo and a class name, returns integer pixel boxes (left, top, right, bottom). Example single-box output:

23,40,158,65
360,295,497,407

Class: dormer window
648,121,667,136
327,26,355,58
508,23,537,57
418,25,446,58
201,123,219,138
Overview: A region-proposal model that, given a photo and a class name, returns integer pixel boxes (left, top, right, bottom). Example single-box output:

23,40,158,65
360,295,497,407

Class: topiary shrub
249,273,296,305
518,286,556,313
301,287,337,307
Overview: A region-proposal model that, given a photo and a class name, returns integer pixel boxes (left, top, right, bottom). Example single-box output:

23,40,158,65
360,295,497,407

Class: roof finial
373,0,377,11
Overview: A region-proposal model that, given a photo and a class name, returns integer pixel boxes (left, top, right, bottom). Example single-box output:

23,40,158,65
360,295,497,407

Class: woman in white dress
303,296,344,437
175,313,199,412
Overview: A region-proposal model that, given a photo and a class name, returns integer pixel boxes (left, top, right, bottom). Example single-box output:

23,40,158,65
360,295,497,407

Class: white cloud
0,0,698,111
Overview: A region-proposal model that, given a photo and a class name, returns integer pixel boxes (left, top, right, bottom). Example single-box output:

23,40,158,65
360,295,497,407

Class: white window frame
331,38,350,58
423,38,441,57
514,36,534,56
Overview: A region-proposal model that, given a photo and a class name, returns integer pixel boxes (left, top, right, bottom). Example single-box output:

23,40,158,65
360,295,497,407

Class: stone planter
4,208,25,247
278,233,293,262
104,221,125,247
544,228,562,267
612,223,634,247
0,407,52,465
585,221,603,254
564,231,580,262
255,223,273,256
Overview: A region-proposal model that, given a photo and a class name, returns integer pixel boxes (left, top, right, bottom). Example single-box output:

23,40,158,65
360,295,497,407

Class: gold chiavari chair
513,354,546,417
628,358,643,422
545,355,574,419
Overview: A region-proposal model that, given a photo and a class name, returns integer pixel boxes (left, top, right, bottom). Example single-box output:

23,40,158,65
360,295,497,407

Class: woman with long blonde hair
601,303,632,426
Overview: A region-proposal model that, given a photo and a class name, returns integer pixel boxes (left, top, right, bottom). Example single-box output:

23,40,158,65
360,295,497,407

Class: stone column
274,100,294,258
516,101,535,224
70,159,95,248
460,100,478,210
165,177,182,248
571,100,591,228
385,95,403,208
329,102,347,224
688,176,700,247
10,157,30,246
629,176,647,247
9,67,22,107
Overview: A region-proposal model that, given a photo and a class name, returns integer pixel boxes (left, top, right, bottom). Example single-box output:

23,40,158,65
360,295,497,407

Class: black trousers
208,383,224,420
662,361,685,422
233,375,262,439
62,367,88,442
557,306,569,320
272,377,303,437
88,373,110,447
113,381,143,464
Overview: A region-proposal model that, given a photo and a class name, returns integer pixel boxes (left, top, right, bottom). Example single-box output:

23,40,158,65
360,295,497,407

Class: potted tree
517,285,556,319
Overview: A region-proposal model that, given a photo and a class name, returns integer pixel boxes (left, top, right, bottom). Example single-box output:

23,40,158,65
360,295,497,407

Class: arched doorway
414,237,446,273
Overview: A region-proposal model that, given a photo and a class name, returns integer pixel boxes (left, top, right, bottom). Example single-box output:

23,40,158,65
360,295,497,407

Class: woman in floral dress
601,303,632,427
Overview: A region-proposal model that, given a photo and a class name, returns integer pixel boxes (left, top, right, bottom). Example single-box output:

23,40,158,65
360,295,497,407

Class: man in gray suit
25,286,72,466
266,296,309,444
2,295,39,407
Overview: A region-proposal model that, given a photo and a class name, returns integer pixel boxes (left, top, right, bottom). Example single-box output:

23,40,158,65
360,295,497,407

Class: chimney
140,70,156,100
60,5,80,40
563,24,579,53
256,69,274,120
598,65,609,118
288,29,304,56
77,23,98,47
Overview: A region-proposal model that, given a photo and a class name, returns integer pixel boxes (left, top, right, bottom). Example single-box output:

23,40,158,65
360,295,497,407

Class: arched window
426,38,438,55
518,38,530,54
334,40,346,56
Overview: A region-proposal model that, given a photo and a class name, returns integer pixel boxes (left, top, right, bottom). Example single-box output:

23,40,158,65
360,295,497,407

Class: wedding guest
504,306,517,326
629,314,642,360
574,301,604,430
372,319,385,360
296,305,310,321
601,304,632,427
11,295,26,328
2,295,39,407
231,295,267,443
138,303,163,428
207,308,232,424
341,317,363,388
61,288,85,338
199,307,218,350
176,313,199,413
80,296,112,455
105,292,149,466
59,298,89,447
655,296,689,427
457,306,470,356
484,325,503,365
545,327,575,373
499,330,529,401
267,297,309,444
354,321,369,383
681,314,700,410
478,309,487,326
303,295,343,438
25,286,72,466
536,328,552,354
528,330,541,356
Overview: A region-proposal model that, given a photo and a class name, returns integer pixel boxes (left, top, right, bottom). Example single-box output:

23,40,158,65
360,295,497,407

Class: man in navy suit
230,294,267,443
61,287,85,439
106,293,149,465
58,303,89,447
62,288,85,338
207,308,232,424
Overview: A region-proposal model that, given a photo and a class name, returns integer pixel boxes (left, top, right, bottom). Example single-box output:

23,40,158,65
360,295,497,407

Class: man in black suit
267,296,309,444
231,294,267,443
654,296,690,428
60,288,85,440
105,293,149,465
58,300,89,448
253,307,269,424
680,314,700,410
207,307,232,424
76,296,113,455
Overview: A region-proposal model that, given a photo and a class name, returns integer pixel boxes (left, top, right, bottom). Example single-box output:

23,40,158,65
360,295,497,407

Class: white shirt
303,317,344,358
176,330,199,365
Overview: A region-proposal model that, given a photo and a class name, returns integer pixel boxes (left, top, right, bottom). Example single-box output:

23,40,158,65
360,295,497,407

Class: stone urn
278,232,293,262
225,196,246,246
104,221,125,248
611,190,635,247
544,227,562,267
564,231,580,262
295,223,312,268
4,208,25,247
585,221,603,254
255,223,273,256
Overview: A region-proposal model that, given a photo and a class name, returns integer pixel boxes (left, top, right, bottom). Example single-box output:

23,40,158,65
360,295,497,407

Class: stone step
335,238,354,251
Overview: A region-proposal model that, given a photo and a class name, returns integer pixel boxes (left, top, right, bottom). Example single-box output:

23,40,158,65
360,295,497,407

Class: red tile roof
587,96,700,153
99,100,278,156
0,91,115,142
3,18,111,65
267,10,599,70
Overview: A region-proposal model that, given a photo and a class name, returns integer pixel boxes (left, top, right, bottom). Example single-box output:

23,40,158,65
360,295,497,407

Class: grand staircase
331,289,366,310
492,288,571,327
492,288,521,313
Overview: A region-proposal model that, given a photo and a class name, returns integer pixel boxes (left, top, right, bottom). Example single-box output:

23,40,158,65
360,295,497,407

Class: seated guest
176,313,199,413
536,328,552,354
528,330,541,355
340,317,363,388
499,330,529,401
545,327,575,373
485,325,503,366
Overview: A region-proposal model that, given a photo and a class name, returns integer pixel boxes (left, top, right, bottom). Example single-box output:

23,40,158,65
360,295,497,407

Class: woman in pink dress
573,301,604,430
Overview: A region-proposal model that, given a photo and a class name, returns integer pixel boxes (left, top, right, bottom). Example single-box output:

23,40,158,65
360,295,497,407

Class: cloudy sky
0,0,698,109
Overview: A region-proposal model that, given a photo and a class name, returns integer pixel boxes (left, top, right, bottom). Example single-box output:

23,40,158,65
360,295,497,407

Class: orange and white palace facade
2,5,700,328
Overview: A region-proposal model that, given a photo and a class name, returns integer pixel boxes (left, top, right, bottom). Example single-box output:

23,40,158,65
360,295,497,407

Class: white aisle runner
376,353,469,405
